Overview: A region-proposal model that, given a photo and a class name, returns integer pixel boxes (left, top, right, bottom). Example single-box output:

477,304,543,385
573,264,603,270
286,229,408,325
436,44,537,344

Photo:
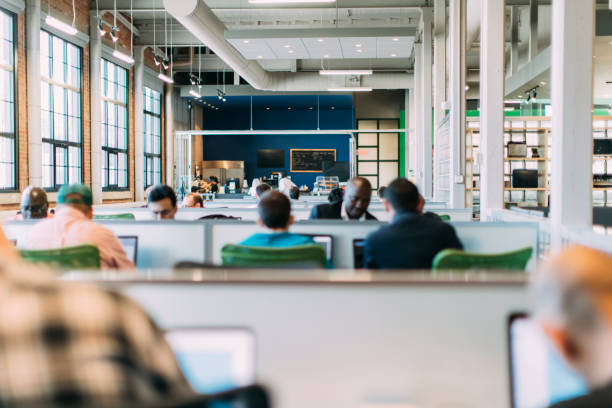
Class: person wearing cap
24,184,135,270
13,186,51,220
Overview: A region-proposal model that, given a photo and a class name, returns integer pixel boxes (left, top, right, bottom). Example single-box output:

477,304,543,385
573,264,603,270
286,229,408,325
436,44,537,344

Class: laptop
508,313,587,408
165,328,256,395
117,236,138,264
353,239,365,269
304,234,333,264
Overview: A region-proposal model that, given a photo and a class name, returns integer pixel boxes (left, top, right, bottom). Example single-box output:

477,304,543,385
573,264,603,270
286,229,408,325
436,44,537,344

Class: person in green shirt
240,191,314,247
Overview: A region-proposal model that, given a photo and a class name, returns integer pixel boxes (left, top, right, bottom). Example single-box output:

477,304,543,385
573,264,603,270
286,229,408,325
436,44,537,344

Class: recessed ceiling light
392,38,399,42
355,44,362,47
257,55,263,59
288,107,292,110
540,81,547,85
266,107,270,110
243,40,249,44
323,54,329,58
317,38,324,43
391,53,397,57
356,49,362,53
283,44,291,48
288,50,294,54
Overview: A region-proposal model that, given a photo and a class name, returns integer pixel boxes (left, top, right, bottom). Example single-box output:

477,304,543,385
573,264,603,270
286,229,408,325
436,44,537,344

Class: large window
40,31,82,189
0,9,16,190
101,59,128,189
144,86,161,187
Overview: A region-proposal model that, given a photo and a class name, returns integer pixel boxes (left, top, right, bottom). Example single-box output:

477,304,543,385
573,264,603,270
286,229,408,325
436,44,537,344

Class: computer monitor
117,236,138,264
512,169,539,189
353,239,365,269
165,328,256,395
303,234,333,264
508,313,587,408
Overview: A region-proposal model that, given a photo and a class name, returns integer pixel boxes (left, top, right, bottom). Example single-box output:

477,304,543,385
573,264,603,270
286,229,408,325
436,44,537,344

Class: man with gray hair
534,246,612,407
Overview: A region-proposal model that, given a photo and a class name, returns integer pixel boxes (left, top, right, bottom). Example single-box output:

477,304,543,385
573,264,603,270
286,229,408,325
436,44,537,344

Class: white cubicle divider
208,220,381,268
2,221,206,269
113,275,528,408
2,220,538,269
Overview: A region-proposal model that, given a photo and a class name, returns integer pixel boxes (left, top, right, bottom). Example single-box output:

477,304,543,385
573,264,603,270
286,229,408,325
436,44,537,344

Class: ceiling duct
163,0,413,92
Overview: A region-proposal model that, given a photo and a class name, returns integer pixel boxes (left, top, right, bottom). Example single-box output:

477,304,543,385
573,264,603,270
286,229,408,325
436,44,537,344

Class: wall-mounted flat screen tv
257,149,285,168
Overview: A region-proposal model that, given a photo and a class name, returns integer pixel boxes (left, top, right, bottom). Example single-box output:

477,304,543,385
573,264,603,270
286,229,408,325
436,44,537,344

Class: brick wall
1,1,166,209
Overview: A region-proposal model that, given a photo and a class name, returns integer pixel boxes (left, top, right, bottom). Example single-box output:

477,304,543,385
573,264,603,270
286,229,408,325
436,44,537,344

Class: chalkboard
290,149,337,172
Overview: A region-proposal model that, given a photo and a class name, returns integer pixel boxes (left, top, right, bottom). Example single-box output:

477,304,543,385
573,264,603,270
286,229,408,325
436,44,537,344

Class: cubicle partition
90,273,529,408
2,220,539,269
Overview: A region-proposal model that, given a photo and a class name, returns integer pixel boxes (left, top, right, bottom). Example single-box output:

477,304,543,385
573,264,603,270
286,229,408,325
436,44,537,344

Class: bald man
15,187,50,220
309,177,377,221
534,246,612,407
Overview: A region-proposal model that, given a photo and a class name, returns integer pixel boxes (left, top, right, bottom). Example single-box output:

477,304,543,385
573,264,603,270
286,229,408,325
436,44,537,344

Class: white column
550,0,595,251
408,87,417,182
479,0,505,220
90,14,103,204
134,46,145,201
509,6,520,77
413,42,423,191
433,0,446,129
404,89,411,178
420,8,433,199
449,0,467,208
26,0,41,187
529,0,539,61
165,84,175,189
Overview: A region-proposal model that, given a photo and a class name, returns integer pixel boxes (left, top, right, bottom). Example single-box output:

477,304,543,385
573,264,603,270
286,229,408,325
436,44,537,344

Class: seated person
310,177,377,220
255,183,272,201
364,178,462,269
378,186,386,200
209,176,219,193
148,184,178,220
0,231,194,406
289,186,300,201
24,184,135,270
14,186,51,220
328,187,344,204
241,191,314,248
182,192,204,208
534,246,612,408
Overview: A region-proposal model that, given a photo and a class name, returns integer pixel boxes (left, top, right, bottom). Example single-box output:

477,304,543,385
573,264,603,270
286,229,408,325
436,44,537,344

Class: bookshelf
465,115,612,219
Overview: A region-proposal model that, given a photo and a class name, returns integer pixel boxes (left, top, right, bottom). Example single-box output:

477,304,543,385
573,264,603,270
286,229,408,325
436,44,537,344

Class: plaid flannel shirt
0,258,193,407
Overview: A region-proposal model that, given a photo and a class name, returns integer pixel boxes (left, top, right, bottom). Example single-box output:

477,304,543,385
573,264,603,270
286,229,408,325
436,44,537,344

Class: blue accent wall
201,95,354,188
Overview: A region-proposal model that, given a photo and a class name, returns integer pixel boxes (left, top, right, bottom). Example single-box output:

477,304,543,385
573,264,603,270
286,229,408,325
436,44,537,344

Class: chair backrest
20,245,101,269
439,214,451,222
200,214,242,220
93,213,135,220
221,244,326,268
432,246,533,271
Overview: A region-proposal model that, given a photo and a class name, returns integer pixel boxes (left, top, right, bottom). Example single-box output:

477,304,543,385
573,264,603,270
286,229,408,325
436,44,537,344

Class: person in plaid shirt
0,227,194,407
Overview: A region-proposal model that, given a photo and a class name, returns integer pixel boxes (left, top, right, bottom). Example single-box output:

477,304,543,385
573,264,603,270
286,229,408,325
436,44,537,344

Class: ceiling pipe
163,0,413,91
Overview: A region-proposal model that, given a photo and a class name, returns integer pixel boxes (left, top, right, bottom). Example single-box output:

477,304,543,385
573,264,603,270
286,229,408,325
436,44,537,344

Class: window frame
143,86,162,188
356,118,400,190
40,29,84,192
0,6,18,192
101,58,130,191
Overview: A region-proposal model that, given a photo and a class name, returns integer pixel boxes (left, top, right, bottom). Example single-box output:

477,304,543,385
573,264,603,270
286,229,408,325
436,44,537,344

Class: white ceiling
227,36,413,61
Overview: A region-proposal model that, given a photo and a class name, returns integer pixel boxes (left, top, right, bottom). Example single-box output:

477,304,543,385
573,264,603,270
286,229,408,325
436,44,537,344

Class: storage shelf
504,188,549,191
505,157,549,161
594,187,612,191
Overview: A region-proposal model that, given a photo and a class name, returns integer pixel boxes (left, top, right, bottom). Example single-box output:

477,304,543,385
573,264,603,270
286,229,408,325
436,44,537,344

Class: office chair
221,244,326,268
432,246,533,271
93,213,136,220
20,245,101,269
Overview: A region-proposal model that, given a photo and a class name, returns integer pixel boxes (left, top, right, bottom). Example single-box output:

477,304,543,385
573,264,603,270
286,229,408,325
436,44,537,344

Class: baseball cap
57,184,93,206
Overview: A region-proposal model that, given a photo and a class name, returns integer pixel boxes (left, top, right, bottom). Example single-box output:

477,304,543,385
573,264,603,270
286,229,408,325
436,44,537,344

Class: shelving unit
465,116,612,219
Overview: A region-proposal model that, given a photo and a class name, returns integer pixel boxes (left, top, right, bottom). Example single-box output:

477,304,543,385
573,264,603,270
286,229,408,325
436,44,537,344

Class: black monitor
353,239,365,269
303,234,333,264
323,161,350,182
257,149,284,168
512,169,539,189
118,236,138,264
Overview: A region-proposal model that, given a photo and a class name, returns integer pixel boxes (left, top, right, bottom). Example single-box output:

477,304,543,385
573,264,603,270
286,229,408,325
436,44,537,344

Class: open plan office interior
1,0,612,407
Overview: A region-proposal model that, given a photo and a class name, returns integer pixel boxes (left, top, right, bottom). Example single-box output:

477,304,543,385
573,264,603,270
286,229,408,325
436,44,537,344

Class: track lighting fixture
98,19,106,37
162,58,169,70
109,26,119,43
153,54,161,66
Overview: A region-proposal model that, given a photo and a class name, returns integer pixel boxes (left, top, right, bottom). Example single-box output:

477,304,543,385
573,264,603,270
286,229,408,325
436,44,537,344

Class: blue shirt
240,232,314,248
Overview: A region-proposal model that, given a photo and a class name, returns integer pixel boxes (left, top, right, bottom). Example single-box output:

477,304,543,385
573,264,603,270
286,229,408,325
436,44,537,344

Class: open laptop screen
165,328,256,395
303,234,333,263
508,314,587,408
117,236,138,264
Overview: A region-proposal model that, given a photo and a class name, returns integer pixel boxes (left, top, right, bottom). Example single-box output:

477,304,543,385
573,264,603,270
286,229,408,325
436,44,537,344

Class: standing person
24,184,135,270
364,178,462,269
309,177,377,220
148,184,178,220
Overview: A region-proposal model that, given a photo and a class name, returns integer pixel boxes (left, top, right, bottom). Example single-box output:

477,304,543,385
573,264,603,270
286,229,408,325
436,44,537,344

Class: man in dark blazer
309,177,377,221
364,178,462,269
534,247,612,408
